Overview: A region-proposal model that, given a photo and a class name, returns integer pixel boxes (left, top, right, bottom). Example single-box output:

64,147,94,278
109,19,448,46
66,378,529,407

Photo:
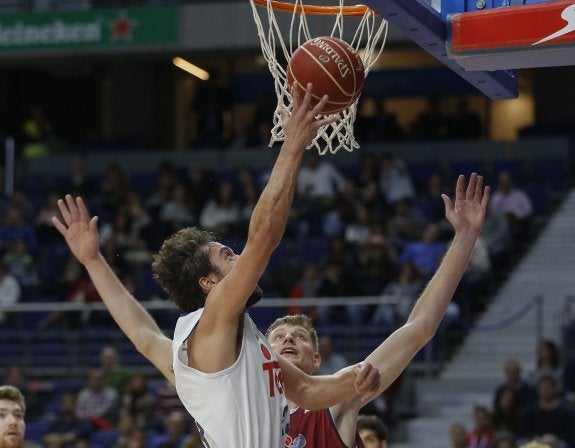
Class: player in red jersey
266,172,490,448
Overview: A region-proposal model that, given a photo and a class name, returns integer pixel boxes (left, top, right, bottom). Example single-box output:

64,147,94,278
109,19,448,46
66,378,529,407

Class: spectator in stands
481,207,513,271
59,158,98,198
494,360,537,411
356,413,389,448
159,183,197,232
527,340,562,387
96,163,132,218
321,237,358,277
6,189,36,223
492,385,521,436
75,368,119,430
354,152,380,193
0,385,26,448
145,161,181,221
357,223,398,294
316,261,355,324
415,172,451,227
344,206,372,244
198,180,240,237
100,346,132,396
154,410,189,448
297,151,346,233
37,258,102,330
0,207,38,254
35,191,63,245
0,261,21,327
373,261,424,327
398,223,446,280
490,170,534,245
20,103,54,159
2,239,39,291
449,422,469,448
152,380,187,432
289,263,321,317
316,335,349,375
1,365,41,420
110,412,137,448
468,405,497,448
99,207,150,267
378,153,416,206
43,392,92,447
386,199,425,253
120,373,155,428
518,375,574,447
453,235,493,318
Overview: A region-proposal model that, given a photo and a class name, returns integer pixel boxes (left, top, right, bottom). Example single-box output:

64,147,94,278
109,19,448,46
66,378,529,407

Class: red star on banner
108,12,138,41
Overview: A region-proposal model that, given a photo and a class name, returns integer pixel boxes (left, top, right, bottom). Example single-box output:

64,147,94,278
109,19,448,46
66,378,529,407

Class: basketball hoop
249,0,388,155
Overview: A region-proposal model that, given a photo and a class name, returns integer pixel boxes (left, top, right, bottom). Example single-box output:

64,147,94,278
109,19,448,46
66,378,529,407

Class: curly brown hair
265,314,319,351
0,385,26,414
151,227,217,313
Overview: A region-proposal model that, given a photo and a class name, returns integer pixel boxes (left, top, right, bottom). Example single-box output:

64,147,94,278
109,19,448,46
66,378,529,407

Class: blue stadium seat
90,429,119,448
25,420,51,443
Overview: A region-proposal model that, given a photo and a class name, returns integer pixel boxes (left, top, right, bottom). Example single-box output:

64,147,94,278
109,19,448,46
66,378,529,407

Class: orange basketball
287,36,365,114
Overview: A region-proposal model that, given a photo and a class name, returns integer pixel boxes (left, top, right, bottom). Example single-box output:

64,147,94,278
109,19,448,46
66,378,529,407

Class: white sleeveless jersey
172,309,289,448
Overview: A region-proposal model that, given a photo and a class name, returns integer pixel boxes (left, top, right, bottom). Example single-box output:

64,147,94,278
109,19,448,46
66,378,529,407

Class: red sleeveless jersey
285,407,365,448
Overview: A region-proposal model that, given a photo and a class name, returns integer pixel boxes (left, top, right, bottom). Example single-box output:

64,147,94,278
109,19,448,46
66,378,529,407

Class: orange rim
251,0,372,16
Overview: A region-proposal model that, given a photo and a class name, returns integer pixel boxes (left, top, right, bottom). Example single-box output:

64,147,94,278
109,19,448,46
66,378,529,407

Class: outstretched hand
51,195,100,266
441,173,490,236
281,83,339,152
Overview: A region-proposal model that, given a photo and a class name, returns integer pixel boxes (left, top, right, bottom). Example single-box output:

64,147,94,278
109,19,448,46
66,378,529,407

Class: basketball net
249,0,388,155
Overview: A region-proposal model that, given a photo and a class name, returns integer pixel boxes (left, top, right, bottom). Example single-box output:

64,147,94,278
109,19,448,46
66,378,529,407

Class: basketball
287,36,365,114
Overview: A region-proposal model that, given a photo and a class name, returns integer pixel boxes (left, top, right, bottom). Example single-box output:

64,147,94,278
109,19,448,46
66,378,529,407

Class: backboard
364,0,575,99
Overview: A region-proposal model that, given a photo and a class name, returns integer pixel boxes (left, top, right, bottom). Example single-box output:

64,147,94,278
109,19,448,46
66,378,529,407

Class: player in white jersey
53,84,380,448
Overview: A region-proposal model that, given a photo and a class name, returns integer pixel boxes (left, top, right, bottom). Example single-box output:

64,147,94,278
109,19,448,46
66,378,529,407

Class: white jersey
172,309,289,448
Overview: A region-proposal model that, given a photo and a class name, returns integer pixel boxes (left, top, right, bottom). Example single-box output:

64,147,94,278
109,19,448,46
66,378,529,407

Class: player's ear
313,352,321,370
199,274,217,294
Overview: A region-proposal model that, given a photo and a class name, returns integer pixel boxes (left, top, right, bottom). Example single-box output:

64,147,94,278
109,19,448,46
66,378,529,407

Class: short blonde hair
0,385,26,414
266,314,319,351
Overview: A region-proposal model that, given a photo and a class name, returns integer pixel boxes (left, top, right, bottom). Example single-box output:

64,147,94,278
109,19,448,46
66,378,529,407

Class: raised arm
191,85,339,372
363,173,490,399
52,197,175,384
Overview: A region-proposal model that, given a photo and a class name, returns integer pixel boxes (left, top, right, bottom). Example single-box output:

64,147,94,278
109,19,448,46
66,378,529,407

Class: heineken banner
0,6,178,53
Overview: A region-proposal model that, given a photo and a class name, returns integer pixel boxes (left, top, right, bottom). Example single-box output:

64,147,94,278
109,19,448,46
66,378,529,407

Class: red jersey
286,407,365,448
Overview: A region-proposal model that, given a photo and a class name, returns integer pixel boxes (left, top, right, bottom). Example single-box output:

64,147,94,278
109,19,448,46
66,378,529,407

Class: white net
249,0,388,155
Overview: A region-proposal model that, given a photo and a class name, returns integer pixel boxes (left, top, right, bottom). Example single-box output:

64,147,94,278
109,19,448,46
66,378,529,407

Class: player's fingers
51,216,67,235
481,185,491,208
65,194,79,221
454,174,466,203
316,114,339,128
89,216,99,232
76,197,91,222
465,172,477,200
311,94,329,117
57,198,72,225
303,83,313,109
474,175,484,201
441,193,453,213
